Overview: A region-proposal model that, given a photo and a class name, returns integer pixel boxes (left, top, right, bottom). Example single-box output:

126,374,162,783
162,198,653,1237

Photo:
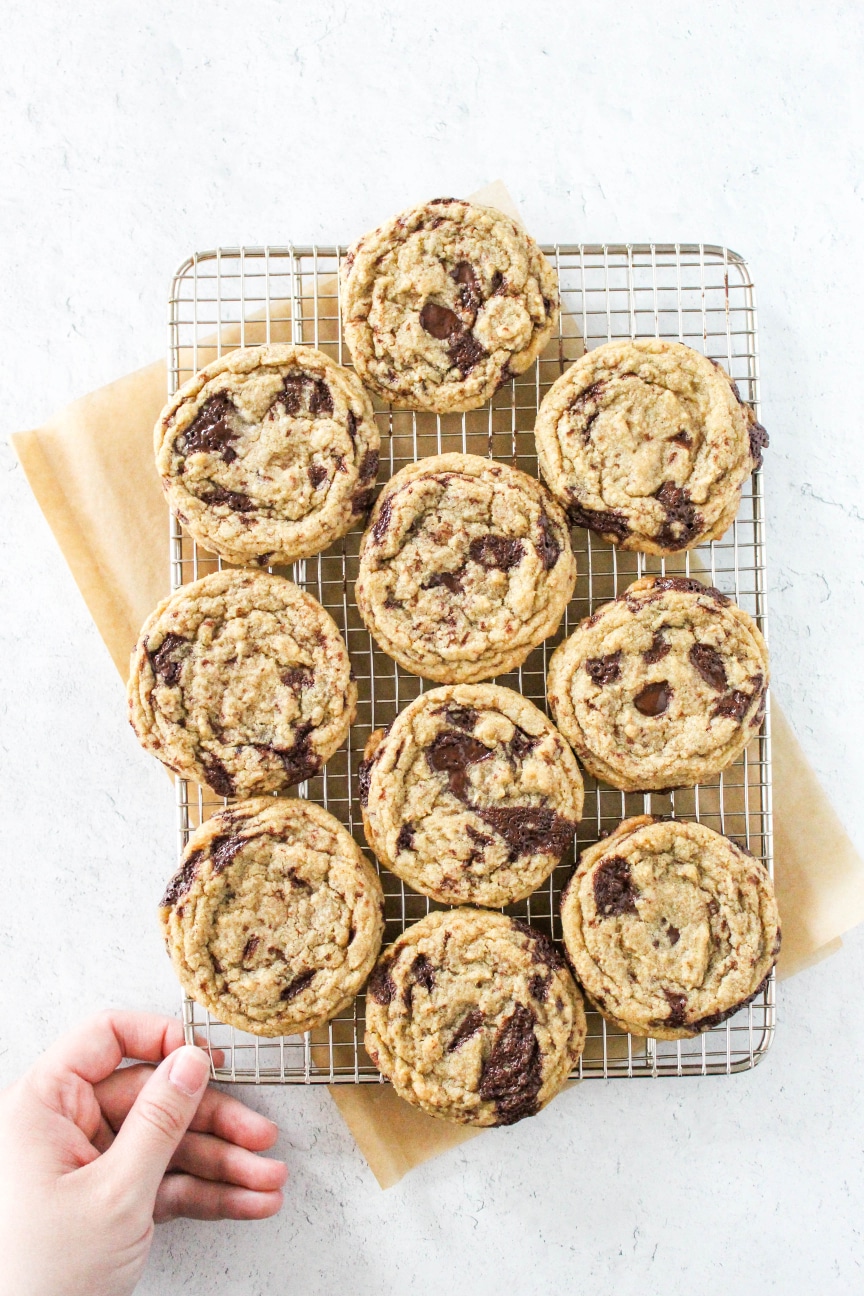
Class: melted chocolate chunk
509,727,539,761
490,270,505,295
466,824,492,849
242,935,260,961
664,990,688,1027
367,955,396,1005
203,756,234,798
749,420,769,468
308,379,333,415
568,382,606,442
408,953,435,997
161,850,203,906
357,756,374,806
593,856,639,916
420,301,461,339
447,1008,484,1052
479,1004,542,1125
670,430,692,447
649,575,730,604
281,666,313,691
179,394,238,459
346,409,358,446
396,822,415,852
358,449,379,484
422,570,463,594
210,834,245,875
371,497,392,544
468,534,525,571
202,485,255,512
567,500,630,542
451,260,483,314
585,651,622,686
509,918,566,970
149,633,188,687
536,511,561,570
666,924,680,946
271,723,320,786
479,806,576,860
426,730,490,802
712,689,751,722
643,633,670,664
280,970,316,1002
351,487,376,515
655,481,703,549
634,682,672,716
442,706,478,731
308,463,328,489
689,643,728,691
448,330,487,375
529,972,551,1001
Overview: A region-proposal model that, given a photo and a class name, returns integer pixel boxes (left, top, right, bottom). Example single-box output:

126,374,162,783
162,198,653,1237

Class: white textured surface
2,2,863,1291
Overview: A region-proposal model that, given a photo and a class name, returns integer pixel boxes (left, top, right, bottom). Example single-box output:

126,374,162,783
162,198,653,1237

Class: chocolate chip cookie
534,339,768,553
160,797,384,1037
355,454,576,683
561,815,780,1039
128,569,357,798
359,684,584,907
155,344,380,566
546,575,768,791
364,909,586,1125
340,199,559,413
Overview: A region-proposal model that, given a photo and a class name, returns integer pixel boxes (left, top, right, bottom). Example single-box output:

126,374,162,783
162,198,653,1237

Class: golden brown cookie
160,798,384,1037
535,339,767,553
364,909,586,1125
560,815,780,1039
355,453,576,683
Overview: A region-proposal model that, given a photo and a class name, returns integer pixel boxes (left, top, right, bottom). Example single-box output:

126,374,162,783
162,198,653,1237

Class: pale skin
0,1011,288,1296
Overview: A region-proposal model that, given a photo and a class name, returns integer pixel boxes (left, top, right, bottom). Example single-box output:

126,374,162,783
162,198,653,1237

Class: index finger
34,1011,190,1086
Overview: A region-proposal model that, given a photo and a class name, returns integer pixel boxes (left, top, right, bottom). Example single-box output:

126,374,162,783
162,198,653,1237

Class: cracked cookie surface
155,344,380,566
360,684,583,906
535,339,768,553
355,453,576,683
128,569,357,798
364,909,585,1125
340,199,559,413
546,575,768,791
160,798,384,1037
561,815,780,1039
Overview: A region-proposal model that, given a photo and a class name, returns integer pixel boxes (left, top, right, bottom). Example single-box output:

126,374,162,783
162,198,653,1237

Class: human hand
0,1010,286,1296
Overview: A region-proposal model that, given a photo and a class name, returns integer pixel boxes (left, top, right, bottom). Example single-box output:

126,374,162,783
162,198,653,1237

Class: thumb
103,1045,210,1202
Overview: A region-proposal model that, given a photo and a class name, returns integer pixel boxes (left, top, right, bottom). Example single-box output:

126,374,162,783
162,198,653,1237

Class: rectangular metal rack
170,241,774,1083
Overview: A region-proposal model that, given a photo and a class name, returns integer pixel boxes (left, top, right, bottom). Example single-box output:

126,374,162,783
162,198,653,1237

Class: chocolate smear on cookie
480,1004,543,1125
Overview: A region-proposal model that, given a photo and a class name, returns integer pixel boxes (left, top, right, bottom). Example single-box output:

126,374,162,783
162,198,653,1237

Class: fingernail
169,1046,210,1096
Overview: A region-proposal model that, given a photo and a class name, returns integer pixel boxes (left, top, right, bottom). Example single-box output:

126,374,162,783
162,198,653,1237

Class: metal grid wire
169,241,774,1083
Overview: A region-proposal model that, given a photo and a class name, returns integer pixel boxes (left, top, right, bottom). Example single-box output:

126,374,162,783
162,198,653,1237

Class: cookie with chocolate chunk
128,569,357,798
360,684,583,907
355,453,576,683
561,815,780,1039
340,199,559,413
546,575,768,791
534,339,767,553
364,909,585,1125
160,798,384,1037
155,344,380,566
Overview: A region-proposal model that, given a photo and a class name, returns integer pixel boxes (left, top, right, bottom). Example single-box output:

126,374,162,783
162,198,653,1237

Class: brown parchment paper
11,181,864,1190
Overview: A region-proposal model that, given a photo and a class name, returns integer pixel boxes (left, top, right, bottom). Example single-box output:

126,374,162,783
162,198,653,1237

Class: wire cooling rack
168,240,774,1083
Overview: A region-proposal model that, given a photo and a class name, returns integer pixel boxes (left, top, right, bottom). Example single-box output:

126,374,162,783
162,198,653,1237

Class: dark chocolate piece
420,301,461,339
281,666,313,691
179,393,238,459
149,633,188,687
371,497,393,544
585,651,621,686
446,1008,484,1052
634,682,672,716
358,449,379,484
655,481,702,549
536,511,561,570
448,330,487,375
210,834,245,875
367,955,396,1006
712,689,752,722
202,755,234,798
477,806,576,860
643,633,670,664
664,990,688,1027
451,260,483,314
479,1004,542,1125
689,643,728,692
308,463,328,489
242,935,260,961
202,485,256,512
593,855,639,917
749,420,769,468
422,570,463,594
567,500,630,542
280,970,316,1001
468,534,524,571
396,822,415,852
161,850,203,906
